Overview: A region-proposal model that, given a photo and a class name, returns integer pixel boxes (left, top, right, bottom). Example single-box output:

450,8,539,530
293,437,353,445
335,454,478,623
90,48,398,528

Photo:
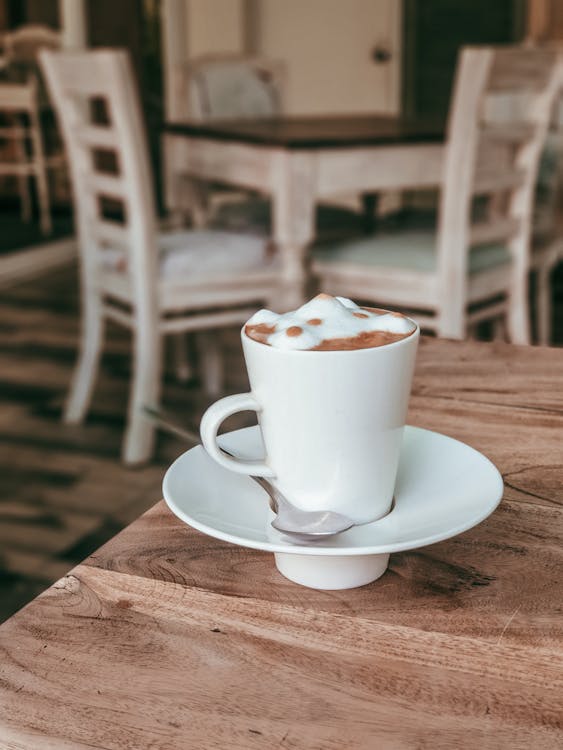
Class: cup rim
240,316,420,356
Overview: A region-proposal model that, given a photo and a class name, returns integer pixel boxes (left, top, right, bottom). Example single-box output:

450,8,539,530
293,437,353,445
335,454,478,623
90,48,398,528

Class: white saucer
163,426,503,590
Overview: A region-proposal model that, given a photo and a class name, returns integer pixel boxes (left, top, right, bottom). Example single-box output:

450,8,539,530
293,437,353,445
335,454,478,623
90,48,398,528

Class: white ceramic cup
200,322,419,524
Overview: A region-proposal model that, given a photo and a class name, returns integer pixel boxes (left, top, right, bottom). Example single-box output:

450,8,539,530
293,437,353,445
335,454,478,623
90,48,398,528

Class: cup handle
200,392,275,477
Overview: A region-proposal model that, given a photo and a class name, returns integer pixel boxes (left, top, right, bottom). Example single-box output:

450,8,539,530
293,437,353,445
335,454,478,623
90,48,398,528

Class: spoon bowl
143,406,356,540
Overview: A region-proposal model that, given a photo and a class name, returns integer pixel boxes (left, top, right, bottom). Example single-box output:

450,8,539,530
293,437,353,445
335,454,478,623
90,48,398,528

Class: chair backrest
39,49,158,311
436,45,563,331
4,24,60,63
173,54,285,121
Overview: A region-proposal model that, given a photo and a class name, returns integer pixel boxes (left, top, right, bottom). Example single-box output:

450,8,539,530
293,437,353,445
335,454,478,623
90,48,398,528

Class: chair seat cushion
101,229,276,279
313,229,511,274
158,230,275,278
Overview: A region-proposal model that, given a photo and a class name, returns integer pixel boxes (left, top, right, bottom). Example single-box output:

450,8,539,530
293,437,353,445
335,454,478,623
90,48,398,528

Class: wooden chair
39,49,280,464
0,76,57,234
313,46,563,343
164,54,285,229
0,24,63,234
178,54,285,122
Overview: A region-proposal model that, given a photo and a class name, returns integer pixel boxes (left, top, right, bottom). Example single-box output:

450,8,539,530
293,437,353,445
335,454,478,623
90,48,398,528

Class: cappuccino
201,294,419,525
245,294,416,351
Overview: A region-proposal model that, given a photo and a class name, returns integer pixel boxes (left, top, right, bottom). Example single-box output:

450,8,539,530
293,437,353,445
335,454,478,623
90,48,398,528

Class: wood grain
0,338,562,749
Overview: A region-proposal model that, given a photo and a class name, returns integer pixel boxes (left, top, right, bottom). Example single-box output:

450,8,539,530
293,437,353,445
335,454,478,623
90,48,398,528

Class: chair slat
76,125,119,149
470,217,521,246
472,168,526,195
0,164,37,175
467,300,508,325
0,126,30,138
160,308,263,334
488,48,557,92
480,122,536,145
0,84,35,109
87,173,127,200
92,219,130,247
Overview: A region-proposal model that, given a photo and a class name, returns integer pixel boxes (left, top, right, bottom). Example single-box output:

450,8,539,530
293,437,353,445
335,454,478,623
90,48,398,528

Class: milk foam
245,294,416,350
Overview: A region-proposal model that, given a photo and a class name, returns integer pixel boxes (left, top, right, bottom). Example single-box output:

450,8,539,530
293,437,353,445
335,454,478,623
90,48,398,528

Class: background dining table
164,114,445,308
0,336,561,749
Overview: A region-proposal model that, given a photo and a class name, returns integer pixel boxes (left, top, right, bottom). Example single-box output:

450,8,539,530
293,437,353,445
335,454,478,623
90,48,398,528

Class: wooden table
1,338,562,749
164,114,445,308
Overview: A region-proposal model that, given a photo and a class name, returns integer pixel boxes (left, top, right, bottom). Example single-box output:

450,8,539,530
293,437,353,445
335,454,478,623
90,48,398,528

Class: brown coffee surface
245,307,415,350
311,328,410,350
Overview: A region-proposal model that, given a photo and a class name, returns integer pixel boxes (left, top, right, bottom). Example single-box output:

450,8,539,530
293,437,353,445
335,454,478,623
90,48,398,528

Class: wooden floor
0,262,252,623
0,259,562,624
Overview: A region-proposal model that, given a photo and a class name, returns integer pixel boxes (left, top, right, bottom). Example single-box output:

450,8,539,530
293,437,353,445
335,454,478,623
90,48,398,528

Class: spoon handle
142,405,200,445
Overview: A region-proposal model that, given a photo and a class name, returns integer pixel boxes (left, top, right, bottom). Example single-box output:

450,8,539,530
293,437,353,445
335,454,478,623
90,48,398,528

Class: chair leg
17,172,32,223
492,316,507,342
29,108,52,235
14,116,32,223
196,331,223,397
122,323,162,466
436,311,466,340
172,333,193,383
507,273,531,345
35,162,52,235
466,322,479,340
535,264,552,346
64,289,104,424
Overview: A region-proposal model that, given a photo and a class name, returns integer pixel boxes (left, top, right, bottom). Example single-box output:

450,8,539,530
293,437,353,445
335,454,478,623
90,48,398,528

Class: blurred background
1,0,562,623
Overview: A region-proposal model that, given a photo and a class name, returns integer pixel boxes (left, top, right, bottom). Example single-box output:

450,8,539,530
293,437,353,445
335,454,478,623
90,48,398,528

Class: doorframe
160,0,188,119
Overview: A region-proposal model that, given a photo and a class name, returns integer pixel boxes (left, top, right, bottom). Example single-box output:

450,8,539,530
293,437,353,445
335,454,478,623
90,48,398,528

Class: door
256,0,401,115
402,0,527,120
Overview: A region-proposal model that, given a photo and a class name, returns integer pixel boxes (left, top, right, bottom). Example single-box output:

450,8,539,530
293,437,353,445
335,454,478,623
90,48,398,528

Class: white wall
161,0,244,117
186,0,244,57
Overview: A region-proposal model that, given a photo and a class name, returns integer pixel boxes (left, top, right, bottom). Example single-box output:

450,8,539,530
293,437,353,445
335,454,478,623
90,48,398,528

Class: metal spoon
143,406,355,541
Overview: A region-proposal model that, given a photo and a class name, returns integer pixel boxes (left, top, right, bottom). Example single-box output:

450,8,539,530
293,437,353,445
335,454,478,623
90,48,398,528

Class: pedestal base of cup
274,552,390,590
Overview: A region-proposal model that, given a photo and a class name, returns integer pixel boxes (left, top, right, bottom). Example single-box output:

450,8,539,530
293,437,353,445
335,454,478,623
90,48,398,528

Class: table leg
272,151,316,310
162,134,210,228
183,178,210,229
362,192,379,234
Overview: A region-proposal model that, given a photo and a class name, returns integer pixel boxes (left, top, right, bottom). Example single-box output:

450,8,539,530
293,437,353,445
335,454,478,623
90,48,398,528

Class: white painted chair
313,46,563,343
40,49,280,464
179,54,285,122
164,54,285,229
